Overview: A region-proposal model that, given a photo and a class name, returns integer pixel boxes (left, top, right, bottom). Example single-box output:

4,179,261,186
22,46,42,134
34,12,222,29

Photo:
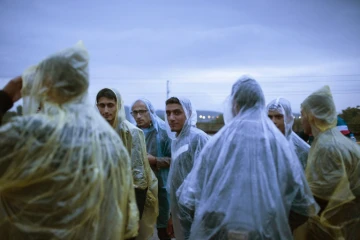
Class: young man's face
97,97,117,124
268,110,285,135
166,103,186,134
131,100,151,128
301,110,312,135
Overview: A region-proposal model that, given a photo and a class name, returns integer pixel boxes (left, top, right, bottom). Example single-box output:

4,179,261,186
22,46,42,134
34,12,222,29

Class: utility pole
166,80,170,99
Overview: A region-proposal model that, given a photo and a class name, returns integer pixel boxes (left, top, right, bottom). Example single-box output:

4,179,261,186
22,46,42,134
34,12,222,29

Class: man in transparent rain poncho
300,86,360,239
267,97,310,170
165,97,209,240
0,42,139,239
131,99,172,240
96,88,158,240
177,76,319,240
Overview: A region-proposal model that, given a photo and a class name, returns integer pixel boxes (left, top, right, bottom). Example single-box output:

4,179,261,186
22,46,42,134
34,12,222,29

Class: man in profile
267,97,310,169
301,85,360,239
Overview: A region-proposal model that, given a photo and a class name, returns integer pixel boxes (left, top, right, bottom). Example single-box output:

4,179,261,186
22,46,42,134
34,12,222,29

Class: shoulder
123,121,146,143
0,115,57,155
7,114,56,136
191,127,209,137
291,132,310,151
314,130,343,154
156,119,167,130
122,120,142,135
317,130,360,158
158,126,171,140
189,127,210,144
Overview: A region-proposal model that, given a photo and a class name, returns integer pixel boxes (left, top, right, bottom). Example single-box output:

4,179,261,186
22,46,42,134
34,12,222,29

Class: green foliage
339,106,360,135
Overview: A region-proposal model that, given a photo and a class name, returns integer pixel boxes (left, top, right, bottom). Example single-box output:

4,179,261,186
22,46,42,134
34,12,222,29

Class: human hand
167,216,175,238
147,153,157,166
3,76,22,102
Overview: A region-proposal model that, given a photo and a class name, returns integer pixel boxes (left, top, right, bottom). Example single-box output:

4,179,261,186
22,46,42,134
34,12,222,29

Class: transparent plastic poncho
266,97,310,170
301,86,360,239
0,42,139,239
130,98,172,228
165,97,210,240
177,77,319,240
99,89,159,239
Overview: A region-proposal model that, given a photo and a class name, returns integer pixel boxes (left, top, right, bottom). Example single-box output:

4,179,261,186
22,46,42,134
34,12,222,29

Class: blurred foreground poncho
0,42,139,239
177,77,319,240
301,86,360,239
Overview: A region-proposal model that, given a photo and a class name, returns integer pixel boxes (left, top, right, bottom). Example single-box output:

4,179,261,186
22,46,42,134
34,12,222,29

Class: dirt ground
149,228,176,240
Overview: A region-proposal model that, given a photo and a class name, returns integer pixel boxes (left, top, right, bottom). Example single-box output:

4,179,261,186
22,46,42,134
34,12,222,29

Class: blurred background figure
301,85,360,239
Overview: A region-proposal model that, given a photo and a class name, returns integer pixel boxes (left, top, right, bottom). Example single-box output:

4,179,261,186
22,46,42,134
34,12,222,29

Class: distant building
196,110,223,123
155,110,222,123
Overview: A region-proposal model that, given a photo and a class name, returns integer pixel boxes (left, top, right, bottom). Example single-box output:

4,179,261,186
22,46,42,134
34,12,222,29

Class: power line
125,91,360,96
103,79,360,84
87,74,360,79
256,74,360,78
86,78,360,84
2,75,360,83
2,74,360,79
87,76,360,81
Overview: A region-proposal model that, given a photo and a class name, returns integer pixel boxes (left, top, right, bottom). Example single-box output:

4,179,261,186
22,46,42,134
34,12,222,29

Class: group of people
0,42,359,240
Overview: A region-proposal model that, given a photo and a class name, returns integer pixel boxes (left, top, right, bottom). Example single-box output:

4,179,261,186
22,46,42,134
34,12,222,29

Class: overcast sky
1,0,359,113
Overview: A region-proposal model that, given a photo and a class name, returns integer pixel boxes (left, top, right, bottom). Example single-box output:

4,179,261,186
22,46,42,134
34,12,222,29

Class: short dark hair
166,97,180,105
96,88,116,102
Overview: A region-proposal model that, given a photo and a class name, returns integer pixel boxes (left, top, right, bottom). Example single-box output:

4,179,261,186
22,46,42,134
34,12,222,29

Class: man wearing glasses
131,99,172,240
96,88,158,240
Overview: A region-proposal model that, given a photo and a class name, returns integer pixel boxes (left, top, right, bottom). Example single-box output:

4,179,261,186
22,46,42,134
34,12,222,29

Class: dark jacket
0,90,13,125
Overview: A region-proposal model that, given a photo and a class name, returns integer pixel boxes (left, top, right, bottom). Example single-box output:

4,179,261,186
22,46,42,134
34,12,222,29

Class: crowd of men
0,43,359,240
